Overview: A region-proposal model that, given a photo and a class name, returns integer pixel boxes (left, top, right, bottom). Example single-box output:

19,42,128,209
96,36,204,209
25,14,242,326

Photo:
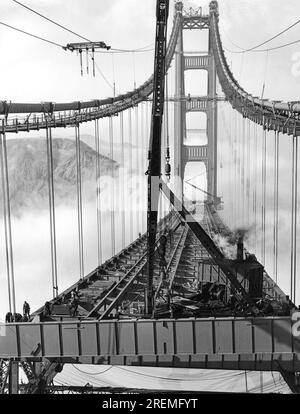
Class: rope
46,126,58,297
75,124,84,279
94,119,102,265
109,117,115,256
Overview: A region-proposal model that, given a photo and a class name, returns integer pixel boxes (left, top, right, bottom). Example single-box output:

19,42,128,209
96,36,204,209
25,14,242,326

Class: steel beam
1,317,300,373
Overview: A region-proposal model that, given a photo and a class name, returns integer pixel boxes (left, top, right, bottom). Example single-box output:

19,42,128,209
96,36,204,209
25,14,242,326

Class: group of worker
5,301,30,323
42,291,80,318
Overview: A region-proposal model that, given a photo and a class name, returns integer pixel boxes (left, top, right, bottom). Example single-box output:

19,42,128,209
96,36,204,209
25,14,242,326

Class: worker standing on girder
23,301,30,319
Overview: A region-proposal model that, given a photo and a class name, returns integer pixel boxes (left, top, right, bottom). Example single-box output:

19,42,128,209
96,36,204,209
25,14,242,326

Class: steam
212,233,236,259
212,226,253,259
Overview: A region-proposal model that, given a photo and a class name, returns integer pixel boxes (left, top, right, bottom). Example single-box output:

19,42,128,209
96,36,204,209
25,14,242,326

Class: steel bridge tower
174,1,218,201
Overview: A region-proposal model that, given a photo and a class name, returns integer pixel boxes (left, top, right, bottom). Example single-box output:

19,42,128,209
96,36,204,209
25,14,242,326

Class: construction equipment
146,0,170,315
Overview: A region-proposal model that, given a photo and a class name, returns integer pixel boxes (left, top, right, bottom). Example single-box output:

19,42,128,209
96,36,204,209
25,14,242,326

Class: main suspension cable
0,20,64,48
12,0,91,41
223,17,300,53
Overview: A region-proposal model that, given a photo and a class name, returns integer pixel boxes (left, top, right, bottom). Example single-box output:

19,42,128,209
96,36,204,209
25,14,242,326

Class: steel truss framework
0,0,300,395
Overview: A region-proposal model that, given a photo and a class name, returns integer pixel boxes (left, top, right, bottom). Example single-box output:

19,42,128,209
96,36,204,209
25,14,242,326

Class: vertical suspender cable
246,119,251,227
238,115,242,222
120,112,125,248
273,130,279,284
75,124,84,279
109,117,115,255
242,117,246,224
141,102,148,233
46,125,58,297
261,127,267,265
291,135,295,300
128,109,133,243
95,119,102,265
291,134,298,303
234,111,237,226
0,122,15,314
293,135,298,303
135,105,140,233
146,101,150,232
253,123,258,253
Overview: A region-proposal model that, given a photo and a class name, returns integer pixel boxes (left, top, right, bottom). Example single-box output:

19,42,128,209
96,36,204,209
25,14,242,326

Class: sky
0,0,299,393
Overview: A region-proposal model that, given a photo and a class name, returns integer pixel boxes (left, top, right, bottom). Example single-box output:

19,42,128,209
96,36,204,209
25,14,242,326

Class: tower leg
174,17,185,202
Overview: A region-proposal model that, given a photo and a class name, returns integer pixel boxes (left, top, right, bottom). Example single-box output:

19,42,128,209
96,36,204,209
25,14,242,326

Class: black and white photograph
0,0,299,401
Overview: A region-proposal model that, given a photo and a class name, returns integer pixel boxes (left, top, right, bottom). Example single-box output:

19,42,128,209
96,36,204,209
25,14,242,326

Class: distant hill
2,137,118,214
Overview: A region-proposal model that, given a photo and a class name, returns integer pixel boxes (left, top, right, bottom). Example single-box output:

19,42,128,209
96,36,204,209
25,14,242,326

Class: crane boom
146,0,169,315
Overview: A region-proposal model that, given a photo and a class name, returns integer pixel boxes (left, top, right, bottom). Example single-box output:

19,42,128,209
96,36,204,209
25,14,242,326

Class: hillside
2,137,118,213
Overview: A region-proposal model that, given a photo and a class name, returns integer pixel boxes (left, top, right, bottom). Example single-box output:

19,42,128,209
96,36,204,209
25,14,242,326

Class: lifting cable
94,119,102,265
0,121,15,314
120,111,125,248
75,124,84,279
109,117,116,256
45,125,58,297
273,130,280,283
